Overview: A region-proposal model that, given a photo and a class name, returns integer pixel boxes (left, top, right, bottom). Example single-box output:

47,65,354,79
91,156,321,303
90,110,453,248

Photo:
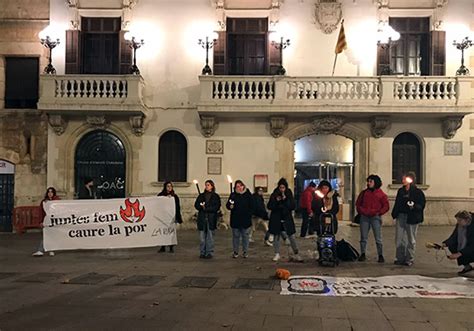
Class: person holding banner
443,210,474,275
32,187,60,257
158,181,183,253
78,178,95,199
194,180,221,259
267,178,302,262
392,172,426,266
226,180,254,258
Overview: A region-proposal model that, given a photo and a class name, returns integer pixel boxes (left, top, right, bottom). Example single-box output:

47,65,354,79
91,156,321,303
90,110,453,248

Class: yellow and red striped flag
335,19,347,54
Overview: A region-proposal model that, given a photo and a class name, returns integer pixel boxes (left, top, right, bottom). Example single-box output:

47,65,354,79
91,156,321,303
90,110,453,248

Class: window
5,57,39,108
377,17,445,76
158,131,187,182
392,132,421,184
213,17,281,75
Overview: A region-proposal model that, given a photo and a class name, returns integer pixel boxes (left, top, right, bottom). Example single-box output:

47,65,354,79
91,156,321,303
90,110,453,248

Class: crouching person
443,210,474,276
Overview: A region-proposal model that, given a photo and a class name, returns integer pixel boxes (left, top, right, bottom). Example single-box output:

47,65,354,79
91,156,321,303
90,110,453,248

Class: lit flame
193,179,198,184
226,175,232,183
315,190,325,198
120,198,146,223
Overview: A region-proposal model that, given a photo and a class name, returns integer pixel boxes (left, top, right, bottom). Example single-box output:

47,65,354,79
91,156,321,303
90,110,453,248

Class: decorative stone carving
314,0,342,34
200,116,218,137
129,115,145,136
442,116,463,140
48,115,68,136
436,0,448,8
86,115,108,129
371,116,391,138
373,0,389,8
312,115,345,134
269,116,287,138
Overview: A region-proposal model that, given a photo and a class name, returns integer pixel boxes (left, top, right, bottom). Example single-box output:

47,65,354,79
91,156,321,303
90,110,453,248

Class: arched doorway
75,130,126,199
0,159,15,232
294,134,354,222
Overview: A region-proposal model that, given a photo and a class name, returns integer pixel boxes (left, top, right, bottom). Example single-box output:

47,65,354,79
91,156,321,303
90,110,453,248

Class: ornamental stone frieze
371,116,391,138
314,0,343,34
129,115,145,136
200,115,218,137
269,116,287,138
312,115,345,134
442,116,463,140
86,115,108,129
48,115,68,136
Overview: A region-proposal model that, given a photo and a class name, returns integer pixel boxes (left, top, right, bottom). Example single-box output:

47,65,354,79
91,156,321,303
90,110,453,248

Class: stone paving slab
14,272,64,283
232,277,275,290
0,272,18,280
66,272,115,285
115,275,165,286
173,276,218,289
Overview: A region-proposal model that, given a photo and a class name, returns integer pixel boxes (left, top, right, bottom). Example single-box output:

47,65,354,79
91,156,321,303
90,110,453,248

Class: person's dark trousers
300,209,314,237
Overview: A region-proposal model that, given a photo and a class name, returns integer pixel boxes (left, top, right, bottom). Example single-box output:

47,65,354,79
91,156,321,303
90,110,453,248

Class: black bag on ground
336,239,360,261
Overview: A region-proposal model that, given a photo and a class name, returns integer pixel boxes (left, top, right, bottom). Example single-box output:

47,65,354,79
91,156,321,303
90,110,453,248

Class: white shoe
48,252,55,256
306,234,317,239
272,253,281,262
249,238,255,243
32,251,44,257
264,240,273,247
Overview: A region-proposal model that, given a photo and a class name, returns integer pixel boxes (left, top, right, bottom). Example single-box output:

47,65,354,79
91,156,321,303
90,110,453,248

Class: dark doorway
0,160,15,232
75,130,126,199
5,57,39,109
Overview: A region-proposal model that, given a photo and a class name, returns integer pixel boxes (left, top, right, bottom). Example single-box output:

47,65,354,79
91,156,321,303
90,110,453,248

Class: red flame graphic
120,198,146,223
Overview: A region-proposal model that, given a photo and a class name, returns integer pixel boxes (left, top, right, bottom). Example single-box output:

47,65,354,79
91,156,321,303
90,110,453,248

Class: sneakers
158,246,166,253
306,234,317,239
358,253,366,262
204,254,213,259
199,254,206,259
394,260,404,265
48,251,55,257
272,253,281,262
264,240,273,247
32,251,44,257
232,252,239,259
378,255,385,263
458,264,473,275
243,252,249,259
249,238,255,243
404,261,414,267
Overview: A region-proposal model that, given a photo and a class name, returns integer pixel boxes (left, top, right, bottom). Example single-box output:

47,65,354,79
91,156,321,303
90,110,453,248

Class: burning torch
193,179,201,194
226,175,233,194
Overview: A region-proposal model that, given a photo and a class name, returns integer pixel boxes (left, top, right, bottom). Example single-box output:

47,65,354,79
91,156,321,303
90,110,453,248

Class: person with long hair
157,181,183,253
226,180,254,258
267,178,302,262
251,186,272,246
194,180,221,259
32,187,60,257
312,180,339,236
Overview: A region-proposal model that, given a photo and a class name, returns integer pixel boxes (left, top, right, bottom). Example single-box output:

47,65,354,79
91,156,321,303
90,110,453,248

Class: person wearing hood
226,180,254,258
312,180,340,235
194,180,221,259
391,172,425,266
157,181,183,253
267,178,302,262
442,210,474,275
356,175,390,263
251,186,272,246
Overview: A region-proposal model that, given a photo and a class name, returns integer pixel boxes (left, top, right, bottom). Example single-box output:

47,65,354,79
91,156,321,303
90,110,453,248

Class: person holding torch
194,179,221,259
391,172,425,266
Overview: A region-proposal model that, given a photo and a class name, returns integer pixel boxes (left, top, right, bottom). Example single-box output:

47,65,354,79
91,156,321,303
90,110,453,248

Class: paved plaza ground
0,222,473,331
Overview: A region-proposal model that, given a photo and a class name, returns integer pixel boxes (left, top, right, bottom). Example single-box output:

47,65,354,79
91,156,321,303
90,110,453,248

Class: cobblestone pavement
0,223,473,331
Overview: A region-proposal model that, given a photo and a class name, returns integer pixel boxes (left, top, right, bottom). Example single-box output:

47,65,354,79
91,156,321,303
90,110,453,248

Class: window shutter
213,31,226,75
376,45,391,75
119,31,132,74
429,30,446,76
268,35,281,75
65,30,81,74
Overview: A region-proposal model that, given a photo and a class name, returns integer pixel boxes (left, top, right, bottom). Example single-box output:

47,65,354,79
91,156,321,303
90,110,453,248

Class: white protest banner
43,196,176,251
281,275,474,299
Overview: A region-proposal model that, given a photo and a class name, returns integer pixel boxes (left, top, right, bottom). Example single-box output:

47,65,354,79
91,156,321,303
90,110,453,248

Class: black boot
169,246,174,253
158,246,166,253
378,255,385,263
358,253,366,262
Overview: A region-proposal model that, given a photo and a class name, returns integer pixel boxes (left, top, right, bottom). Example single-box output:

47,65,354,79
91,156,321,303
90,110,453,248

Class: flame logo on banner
120,198,146,223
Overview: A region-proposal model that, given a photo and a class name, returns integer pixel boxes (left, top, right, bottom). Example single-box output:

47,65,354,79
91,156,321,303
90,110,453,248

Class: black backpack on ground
336,239,360,261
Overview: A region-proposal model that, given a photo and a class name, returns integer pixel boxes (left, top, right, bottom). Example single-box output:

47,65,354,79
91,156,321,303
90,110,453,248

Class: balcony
38,74,146,115
198,75,474,117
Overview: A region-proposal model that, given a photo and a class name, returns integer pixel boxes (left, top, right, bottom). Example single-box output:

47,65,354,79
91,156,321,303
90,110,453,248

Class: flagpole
332,54,338,76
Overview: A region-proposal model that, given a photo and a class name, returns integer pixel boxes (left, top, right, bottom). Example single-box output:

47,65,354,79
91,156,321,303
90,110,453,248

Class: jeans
300,209,314,237
395,213,418,263
199,226,215,256
359,215,383,256
38,239,44,252
273,231,299,255
232,227,250,253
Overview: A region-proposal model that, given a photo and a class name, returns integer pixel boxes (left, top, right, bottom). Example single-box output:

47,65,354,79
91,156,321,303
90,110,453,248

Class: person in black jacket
194,180,221,259
391,172,426,266
157,181,183,253
312,180,339,235
267,178,302,262
250,186,272,246
78,178,95,199
226,180,254,258
443,210,474,275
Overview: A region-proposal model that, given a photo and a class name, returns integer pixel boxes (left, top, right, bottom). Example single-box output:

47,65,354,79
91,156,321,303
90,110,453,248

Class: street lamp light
376,22,400,75
40,36,60,74
124,32,144,75
453,37,473,76
198,32,218,75
270,35,290,75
